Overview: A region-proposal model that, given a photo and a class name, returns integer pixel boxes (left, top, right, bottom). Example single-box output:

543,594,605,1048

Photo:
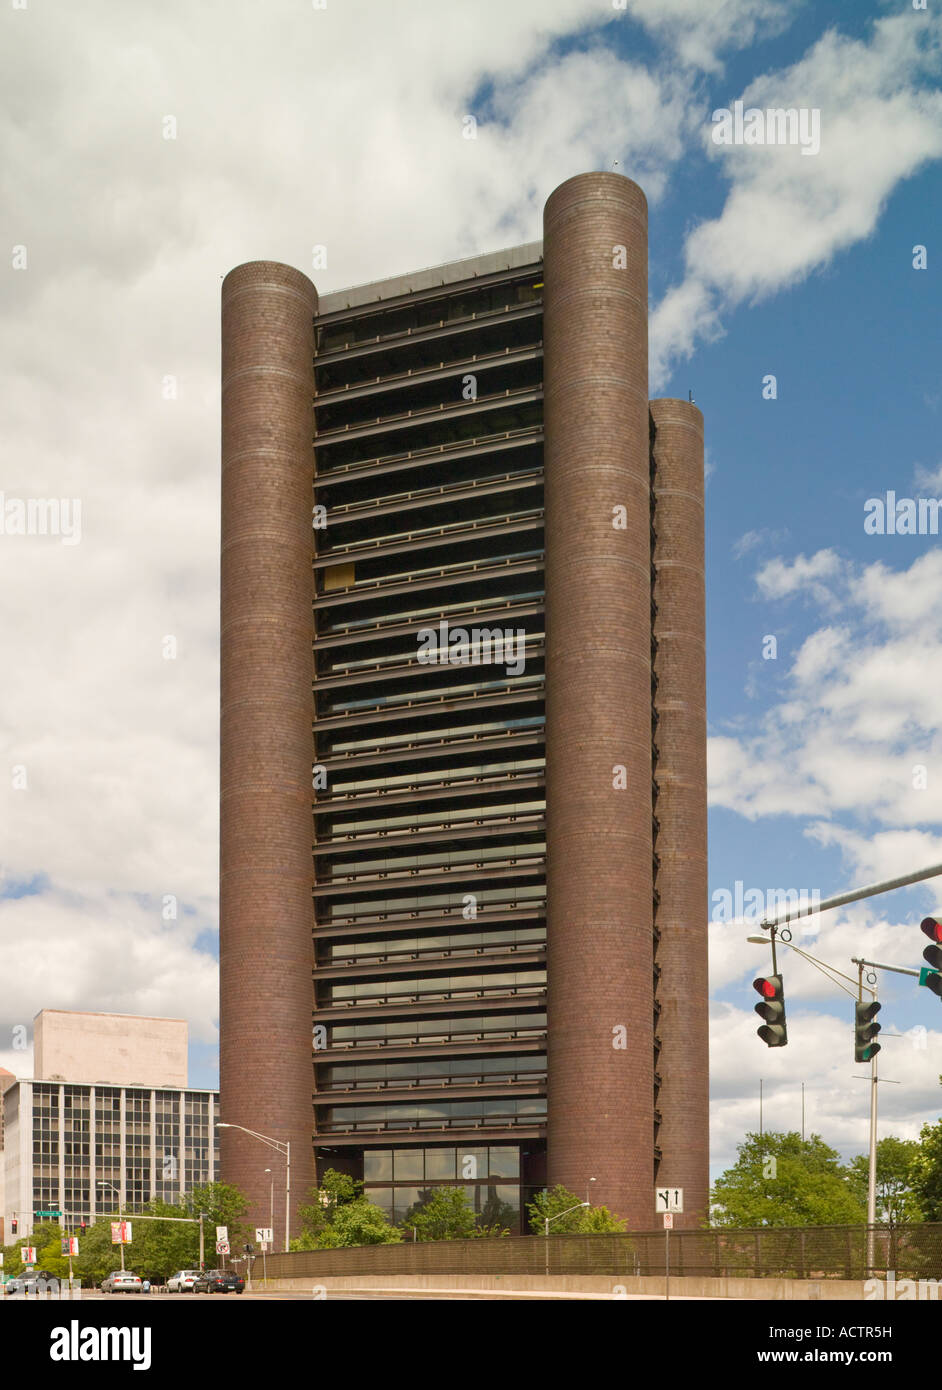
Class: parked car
193,1270,244,1294
167,1269,202,1293
100,1271,143,1293
4,1269,59,1295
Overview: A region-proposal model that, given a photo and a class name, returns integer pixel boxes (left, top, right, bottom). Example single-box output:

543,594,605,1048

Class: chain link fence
256,1223,942,1281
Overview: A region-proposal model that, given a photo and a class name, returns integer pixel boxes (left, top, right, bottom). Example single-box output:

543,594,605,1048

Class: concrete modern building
219,170,708,1238
34,1009,188,1090
0,1012,217,1241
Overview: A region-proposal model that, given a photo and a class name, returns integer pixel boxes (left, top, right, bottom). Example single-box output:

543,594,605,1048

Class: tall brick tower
219,172,709,1239
219,263,317,1242
543,173,655,1228
650,398,709,1229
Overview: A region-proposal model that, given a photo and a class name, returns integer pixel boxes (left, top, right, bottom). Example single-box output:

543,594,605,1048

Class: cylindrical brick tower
649,398,708,1229
220,261,316,1241
543,172,655,1227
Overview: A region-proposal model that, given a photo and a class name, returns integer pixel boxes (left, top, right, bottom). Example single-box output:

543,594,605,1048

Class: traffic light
854,1000,881,1062
10,1218,16,1236
753,973,787,1047
920,917,942,998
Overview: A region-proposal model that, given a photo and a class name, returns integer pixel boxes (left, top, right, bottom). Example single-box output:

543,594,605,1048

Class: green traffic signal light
854,999,881,1062
753,973,787,1047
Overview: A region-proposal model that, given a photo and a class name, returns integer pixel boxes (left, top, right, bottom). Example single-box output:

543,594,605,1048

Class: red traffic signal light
11,1218,17,1235
753,973,787,1047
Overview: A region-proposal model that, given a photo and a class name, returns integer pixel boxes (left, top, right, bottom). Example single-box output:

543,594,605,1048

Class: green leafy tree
36,1239,71,1281
527,1184,626,1234
402,1187,479,1241
711,1131,867,1227
291,1169,398,1249
184,1182,250,1249
848,1136,923,1226
72,1218,118,1288
295,1168,363,1242
910,1114,942,1221
313,1198,401,1248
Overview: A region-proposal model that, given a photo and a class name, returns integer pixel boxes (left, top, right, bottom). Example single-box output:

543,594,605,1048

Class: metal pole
801,1083,805,1143
285,1141,291,1252
665,1224,670,1302
199,1212,204,1271
868,1050,879,1276
759,1079,763,1138
119,1192,125,1273
544,1217,549,1278
760,860,942,931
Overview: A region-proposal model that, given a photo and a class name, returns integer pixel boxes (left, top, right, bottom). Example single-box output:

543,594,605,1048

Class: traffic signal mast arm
757,860,942,933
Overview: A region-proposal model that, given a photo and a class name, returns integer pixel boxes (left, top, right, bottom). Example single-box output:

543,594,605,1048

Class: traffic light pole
758,860,942,933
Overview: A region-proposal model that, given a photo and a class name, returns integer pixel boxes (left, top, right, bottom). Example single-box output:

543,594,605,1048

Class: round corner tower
220,261,316,1240
543,171,655,1227
649,397,709,1228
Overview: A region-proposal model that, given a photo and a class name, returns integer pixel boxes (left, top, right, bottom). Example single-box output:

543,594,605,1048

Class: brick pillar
649,398,709,1229
220,262,316,1241
543,172,654,1227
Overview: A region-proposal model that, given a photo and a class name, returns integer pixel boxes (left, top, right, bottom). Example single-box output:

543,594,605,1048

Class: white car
101,1271,143,1293
167,1269,202,1293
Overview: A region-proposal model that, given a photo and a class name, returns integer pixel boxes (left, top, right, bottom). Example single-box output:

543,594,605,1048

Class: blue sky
1,0,940,1174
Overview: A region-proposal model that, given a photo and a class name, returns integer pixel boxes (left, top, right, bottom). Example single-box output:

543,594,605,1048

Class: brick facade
543,173,656,1228
220,262,317,1239
650,399,709,1228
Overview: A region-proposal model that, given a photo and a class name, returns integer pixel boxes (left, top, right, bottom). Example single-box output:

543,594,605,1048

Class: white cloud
620,0,799,74
710,1000,942,1171
710,546,942,824
756,549,842,605
651,16,942,384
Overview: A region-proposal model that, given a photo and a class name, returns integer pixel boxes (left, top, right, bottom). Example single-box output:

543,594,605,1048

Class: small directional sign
655,1187,684,1214
663,1212,673,1229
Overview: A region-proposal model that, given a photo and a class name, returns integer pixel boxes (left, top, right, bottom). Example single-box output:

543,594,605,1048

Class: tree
711,1131,867,1227
910,1115,942,1221
526,1185,626,1235
314,1198,401,1248
403,1187,479,1241
295,1168,362,1242
290,1169,399,1249
848,1137,923,1226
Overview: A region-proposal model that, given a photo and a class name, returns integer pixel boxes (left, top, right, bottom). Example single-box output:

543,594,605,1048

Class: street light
217,1123,291,1251
543,1202,589,1277
264,1168,274,1240
96,1180,125,1273
585,1177,597,1208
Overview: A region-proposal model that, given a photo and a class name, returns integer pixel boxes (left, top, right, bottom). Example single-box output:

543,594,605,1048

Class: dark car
193,1270,244,1294
4,1269,61,1296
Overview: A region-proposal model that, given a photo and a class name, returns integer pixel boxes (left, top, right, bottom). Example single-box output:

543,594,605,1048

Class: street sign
215,1240,230,1255
35,1210,62,1218
663,1212,673,1229
216,1225,228,1242
255,1227,273,1244
655,1187,684,1213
